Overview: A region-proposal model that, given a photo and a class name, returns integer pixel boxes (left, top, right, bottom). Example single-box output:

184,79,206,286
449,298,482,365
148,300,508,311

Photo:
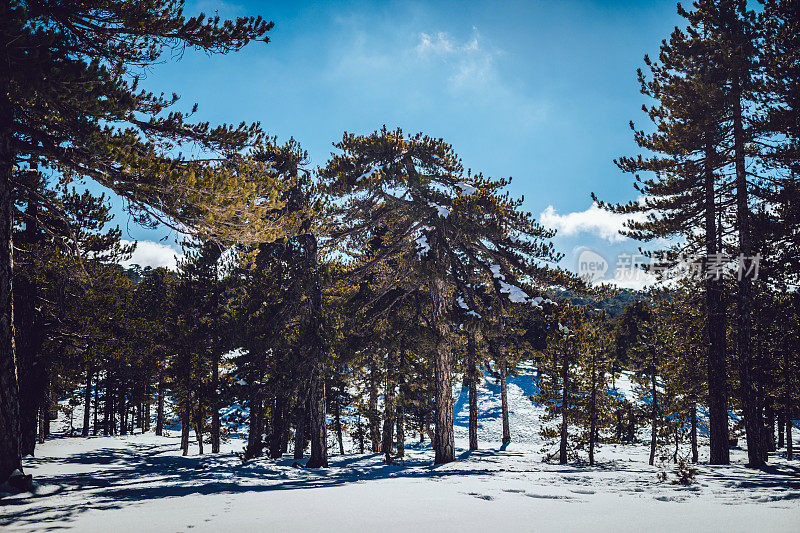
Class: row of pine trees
1,0,798,487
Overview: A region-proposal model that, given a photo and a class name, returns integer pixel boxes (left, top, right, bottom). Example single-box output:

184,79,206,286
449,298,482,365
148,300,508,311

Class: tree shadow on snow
0,440,514,530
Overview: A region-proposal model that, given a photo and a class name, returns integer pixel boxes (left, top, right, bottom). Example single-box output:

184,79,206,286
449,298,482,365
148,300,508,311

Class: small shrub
672,458,697,485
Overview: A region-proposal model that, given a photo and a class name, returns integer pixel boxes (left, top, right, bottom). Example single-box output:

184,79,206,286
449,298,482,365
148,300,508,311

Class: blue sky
110,0,683,286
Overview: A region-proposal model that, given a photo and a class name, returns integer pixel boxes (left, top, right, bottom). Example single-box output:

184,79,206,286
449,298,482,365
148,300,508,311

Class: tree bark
211,354,220,453
180,403,190,456
270,393,289,459
143,382,150,433
733,76,762,469
498,348,511,447
467,329,478,451
156,374,165,436
302,234,328,468
82,366,93,437
368,359,381,453
306,359,328,468
92,376,99,436
786,412,793,461
16,192,44,457
589,354,597,466
559,342,569,465
38,377,50,443
649,371,658,466
293,398,307,460
195,402,204,455
382,351,396,463
431,275,454,465
765,402,776,454
334,394,344,455
778,409,785,449
0,1,21,479
691,404,699,464
704,132,730,466
244,390,265,460
396,348,408,460
395,406,405,461
119,384,128,436
103,373,112,436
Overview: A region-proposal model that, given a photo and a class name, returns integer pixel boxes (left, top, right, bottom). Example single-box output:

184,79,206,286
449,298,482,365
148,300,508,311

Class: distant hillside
553,288,642,318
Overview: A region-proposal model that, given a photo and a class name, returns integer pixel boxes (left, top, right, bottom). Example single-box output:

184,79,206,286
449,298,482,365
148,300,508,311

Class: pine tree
595,0,768,466
0,0,280,483
320,127,564,464
573,311,614,466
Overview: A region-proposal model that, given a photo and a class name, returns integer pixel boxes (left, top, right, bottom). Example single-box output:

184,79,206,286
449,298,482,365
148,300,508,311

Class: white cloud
120,240,183,270
540,203,645,243
325,22,547,127
415,29,496,89
608,265,656,291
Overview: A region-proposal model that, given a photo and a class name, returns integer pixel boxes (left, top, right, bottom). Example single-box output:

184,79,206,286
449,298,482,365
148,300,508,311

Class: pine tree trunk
0,12,21,478
92,377,99,436
357,413,365,454
431,275,454,465
381,389,395,463
103,374,111,436
293,399,307,460
156,374,165,436
396,348,407,460
649,372,658,466
382,351,396,463
334,395,344,455
16,271,42,457
559,343,569,465
395,408,405,461
673,424,679,463
270,393,288,459
368,359,381,453
778,409,785,449
704,133,730,466
211,355,220,453
786,413,793,461
195,402,204,455
691,404,699,463
306,359,328,468
82,366,93,437
119,384,128,436
143,382,150,433
245,391,264,459
180,403,190,456
302,233,328,469
38,377,50,443
499,351,511,447
766,402,776,454
733,80,762,469
589,356,597,466
467,329,478,451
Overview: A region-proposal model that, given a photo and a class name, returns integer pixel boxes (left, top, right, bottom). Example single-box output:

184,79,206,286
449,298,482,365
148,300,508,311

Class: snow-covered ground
3,368,799,532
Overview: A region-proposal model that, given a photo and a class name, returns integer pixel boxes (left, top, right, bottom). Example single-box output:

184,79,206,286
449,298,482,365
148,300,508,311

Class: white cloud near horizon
120,240,183,270
540,202,645,243
608,266,657,291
